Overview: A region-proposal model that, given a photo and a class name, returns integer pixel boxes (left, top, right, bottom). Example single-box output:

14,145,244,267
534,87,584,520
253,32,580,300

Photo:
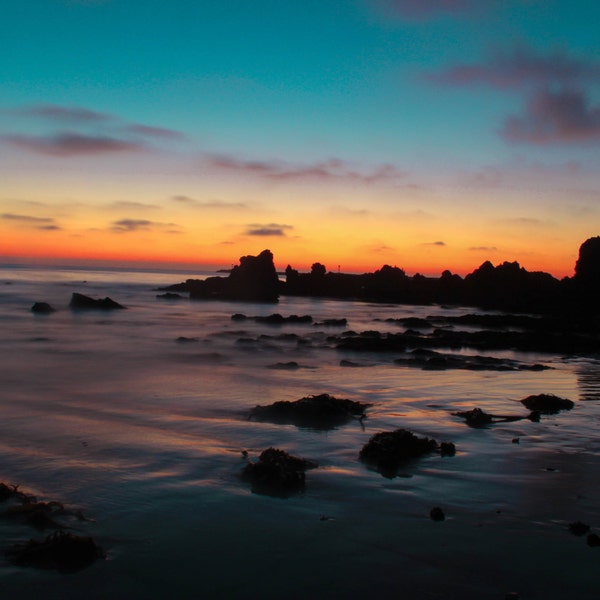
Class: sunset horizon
2,1,599,282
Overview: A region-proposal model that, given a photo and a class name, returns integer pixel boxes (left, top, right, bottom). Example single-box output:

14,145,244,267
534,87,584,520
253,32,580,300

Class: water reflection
576,359,600,401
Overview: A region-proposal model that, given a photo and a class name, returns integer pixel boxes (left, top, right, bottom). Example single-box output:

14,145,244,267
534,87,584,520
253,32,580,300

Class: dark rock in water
587,533,600,547
267,361,301,370
5,530,105,572
31,302,55,314
0,482,36,504
393,348,551,372
452,407,494,427
156,292,184,299
249,393,371,429
1,501,71,530
181,249,280,302
520,394,574,413
339,359,370,367
231,313,312,324
569,521,590,536
242,447,318,496
176,336,198,343
440,442,456,456
452,407,531,427
69,292,126,310
430,507,445,521
359,429,439,476
315,318,348,327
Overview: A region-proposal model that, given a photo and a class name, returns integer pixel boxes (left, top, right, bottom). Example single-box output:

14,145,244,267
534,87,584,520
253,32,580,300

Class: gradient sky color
1,0,599,276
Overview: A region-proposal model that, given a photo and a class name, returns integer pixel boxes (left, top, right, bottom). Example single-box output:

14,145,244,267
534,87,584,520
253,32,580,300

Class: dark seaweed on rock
452,407,534,428
0,482,36,504
359,429,441,477
249,393,372,429
520,394,574,413
242,447,318,497
5,530,105,572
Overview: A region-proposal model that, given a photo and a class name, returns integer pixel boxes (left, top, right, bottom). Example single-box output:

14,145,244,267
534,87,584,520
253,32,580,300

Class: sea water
1,265,599,599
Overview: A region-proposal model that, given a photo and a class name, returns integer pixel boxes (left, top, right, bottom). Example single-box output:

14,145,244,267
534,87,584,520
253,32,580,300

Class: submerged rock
242,447,318,496
31,302,55,314
569,521,590,536
520,394,574,413
359,429,443,476
249,393,371,429
430,507,445,522
69,292,126,310
6,530,105,572
393,348,551,372
452,407,533,427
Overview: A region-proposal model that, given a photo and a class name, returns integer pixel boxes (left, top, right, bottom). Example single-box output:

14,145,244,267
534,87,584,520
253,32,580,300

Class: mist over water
1,266,600,599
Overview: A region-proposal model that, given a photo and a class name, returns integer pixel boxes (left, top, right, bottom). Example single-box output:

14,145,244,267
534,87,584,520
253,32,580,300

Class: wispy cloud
426,45,600,145
10,104,111,122
171,195,247,209
2,103,185,153
426,46,600,89
204,155,406,185
106,201,161,211
501,88,600,144
244,223,293,236
125,124,185,140
421,240,446,246
469,246,498,252
110,218,181,233
4,132,145,156
1,213,61,230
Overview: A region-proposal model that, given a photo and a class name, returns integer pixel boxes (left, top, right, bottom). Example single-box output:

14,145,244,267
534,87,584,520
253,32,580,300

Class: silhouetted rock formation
69,293,126,310
162,236,600,318
242,448,318,496
249,393,371,429
164,249,279,303
359,429,447,477
520,393,574,413
5,531,105,572
31,302,55,314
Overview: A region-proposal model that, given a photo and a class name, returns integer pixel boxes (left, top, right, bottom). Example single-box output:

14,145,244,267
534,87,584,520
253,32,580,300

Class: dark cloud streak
4,132,146,156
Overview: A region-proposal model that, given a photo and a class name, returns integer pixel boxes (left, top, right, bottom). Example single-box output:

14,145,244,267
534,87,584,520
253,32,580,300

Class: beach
1,266,599,599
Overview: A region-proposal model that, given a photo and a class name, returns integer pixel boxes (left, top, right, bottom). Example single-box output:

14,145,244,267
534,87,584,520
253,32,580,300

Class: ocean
1,265,599,599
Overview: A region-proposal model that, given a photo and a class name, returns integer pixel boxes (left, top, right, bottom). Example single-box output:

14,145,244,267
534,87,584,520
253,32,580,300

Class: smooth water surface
1,266,599,599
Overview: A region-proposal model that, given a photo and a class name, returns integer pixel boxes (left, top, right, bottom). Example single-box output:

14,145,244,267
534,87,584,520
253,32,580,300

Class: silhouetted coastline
163,236,600,315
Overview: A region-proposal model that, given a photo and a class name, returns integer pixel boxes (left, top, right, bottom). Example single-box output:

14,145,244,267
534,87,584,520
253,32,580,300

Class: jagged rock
5,530,105,572
249,393,371,429
185,249,280,302
69,292,126,310
520,394,574,413
31,302,55,314
359,429,440,476
242,448,318,496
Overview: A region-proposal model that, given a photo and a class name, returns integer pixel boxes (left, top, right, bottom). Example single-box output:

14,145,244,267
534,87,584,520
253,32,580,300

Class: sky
1,0,599,277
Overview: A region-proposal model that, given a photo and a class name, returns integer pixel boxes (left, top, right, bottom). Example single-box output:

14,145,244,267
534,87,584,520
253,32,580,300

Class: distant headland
162,237,600,315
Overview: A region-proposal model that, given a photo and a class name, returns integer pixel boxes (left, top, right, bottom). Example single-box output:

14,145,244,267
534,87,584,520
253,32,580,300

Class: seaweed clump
520,394,574,413
6,530,105,572
249,393,371,429
242,447,318,497
359,429,443,477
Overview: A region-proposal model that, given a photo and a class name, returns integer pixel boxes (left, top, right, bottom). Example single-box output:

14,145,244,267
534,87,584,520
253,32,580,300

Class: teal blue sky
1,0,599,275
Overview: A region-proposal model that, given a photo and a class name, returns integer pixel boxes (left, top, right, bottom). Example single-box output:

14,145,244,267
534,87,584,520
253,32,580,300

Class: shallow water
1,266,600,599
